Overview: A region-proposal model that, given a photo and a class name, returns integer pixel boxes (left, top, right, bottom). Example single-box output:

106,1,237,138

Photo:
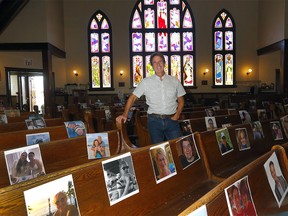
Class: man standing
116,52,186,144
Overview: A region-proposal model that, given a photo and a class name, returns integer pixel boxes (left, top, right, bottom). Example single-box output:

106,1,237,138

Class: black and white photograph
102,152,139,206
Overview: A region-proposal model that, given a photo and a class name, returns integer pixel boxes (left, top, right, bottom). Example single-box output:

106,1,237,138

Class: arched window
88,10,113,90
129,0,195,88
212,9,236,87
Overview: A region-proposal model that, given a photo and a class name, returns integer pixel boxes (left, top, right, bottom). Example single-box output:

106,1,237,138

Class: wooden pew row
0,118,64,133
0,129,122,188
188,114,242,133
0,137,222,215
0,126,69,152
196,120,287,179
6,113,48,123
180,146,288,215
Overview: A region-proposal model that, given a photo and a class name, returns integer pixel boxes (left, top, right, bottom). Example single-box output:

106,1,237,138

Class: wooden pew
188,114,242,133
0,126,69,152
0,118,65,133
195,122,275,179
179,146,288,215
0,136,222,215
0,129,122,188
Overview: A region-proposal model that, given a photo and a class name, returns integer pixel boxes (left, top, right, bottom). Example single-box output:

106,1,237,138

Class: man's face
182,140,193,161
270,164,277,181
54,193,67,212
151,55,165,77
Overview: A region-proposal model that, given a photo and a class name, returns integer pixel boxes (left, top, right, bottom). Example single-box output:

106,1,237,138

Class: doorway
6,68,44,113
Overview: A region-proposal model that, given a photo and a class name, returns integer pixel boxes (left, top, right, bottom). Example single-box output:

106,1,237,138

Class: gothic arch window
88,10,113,90
212,9,236,87
129,0,195,88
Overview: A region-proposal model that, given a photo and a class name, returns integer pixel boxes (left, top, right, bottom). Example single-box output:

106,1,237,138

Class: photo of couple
4,145,46,185
86,133,110,159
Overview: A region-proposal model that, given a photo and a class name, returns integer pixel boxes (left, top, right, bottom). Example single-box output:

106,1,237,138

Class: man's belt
149,113,174,119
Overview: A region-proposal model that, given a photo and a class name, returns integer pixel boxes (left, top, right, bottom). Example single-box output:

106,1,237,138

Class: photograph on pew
270,121,284,141
225,176,257,216
235,128,251,151
4,109,20,117
250,121,264,140
215,128,234,155
205,108,214,117
4,144,46,185
26,132,50,145
102,152,139,206
275,102,285,117
179,120,193,136
24,174,80,216
264,152,288,207
86,132,110,159
280,115,288,139
0,114,7,124
205,116,217,131
176,134,200,170
257,109,268,121
150,142,177,184
239,110,251,124
25,117,46,129
64,121,86,138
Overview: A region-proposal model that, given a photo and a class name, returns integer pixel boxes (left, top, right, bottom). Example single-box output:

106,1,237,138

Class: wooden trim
0,42,66,58
257,40,284,56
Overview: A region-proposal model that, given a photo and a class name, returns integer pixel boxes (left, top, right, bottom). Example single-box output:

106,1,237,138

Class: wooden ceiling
0,0,30,34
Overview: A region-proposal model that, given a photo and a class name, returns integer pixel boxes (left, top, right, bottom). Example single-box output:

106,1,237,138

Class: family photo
86,133,110,159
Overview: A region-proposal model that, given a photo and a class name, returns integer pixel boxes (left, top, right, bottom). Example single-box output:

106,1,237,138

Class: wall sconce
73,70,78,77
120,70,124,76
246,68,252,76
203,69,209,76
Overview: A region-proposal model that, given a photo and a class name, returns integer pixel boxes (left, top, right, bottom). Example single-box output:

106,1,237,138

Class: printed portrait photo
176,134,200,170
225,176,257,216
205,108,214,117
205,116,217,131
4,144,46,185
257,109,268,121
150,142,177,184
26,132,50,145
239,110,251,124
280,115,288,139
64,121,86,138
250,121,264,140
32,117,46,128
270,121,284,141
86,132,110,159
215,128,234,155
235,128,250,151
264,152,288,207
0,114,7,124
179,120,193,136
24,174,80,216
102,152,139,206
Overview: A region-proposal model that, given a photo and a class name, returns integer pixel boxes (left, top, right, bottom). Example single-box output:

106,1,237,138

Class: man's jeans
147,114,183,144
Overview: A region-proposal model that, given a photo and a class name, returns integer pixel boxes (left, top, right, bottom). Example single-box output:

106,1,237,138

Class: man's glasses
55,197,65,205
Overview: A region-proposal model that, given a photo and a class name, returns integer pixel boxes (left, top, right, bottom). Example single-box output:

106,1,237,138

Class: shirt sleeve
133,79,146,98
176,79,186,97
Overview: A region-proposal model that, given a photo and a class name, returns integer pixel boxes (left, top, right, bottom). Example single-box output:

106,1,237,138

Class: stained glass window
212,9,236,87
88,10,113,90
130,0,195,87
